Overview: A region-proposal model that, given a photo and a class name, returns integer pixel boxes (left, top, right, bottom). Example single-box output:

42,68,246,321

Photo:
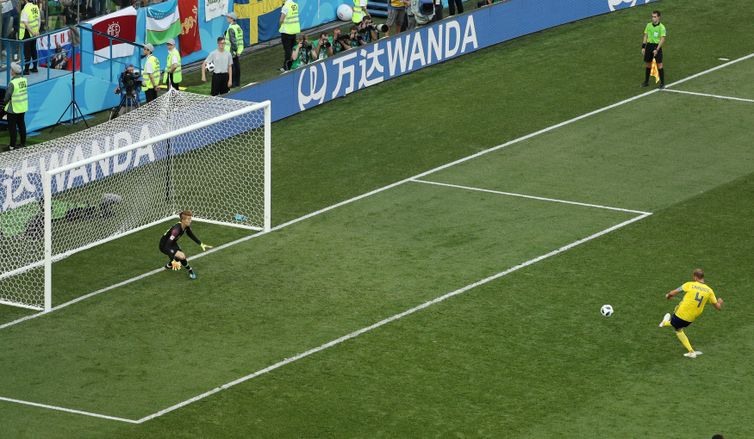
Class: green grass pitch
1,0,754,437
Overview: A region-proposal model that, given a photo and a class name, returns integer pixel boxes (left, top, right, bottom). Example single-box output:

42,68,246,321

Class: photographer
50,43,68,69
347,25,364,48
331,28,349,54
357,17,378,44
112,64,141,118
290,34,312,69
311,32,333,61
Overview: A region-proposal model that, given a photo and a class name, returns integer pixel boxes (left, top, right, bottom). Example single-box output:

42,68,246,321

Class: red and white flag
88,7,138,64
178,0,201,56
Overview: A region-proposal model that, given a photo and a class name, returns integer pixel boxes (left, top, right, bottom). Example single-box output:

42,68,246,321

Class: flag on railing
36,28,73,68
146,0,182,45
178,0,201,56
233,0,282,46
89,7,138,64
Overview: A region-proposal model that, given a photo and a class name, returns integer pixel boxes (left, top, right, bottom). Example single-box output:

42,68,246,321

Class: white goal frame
35,100,271,312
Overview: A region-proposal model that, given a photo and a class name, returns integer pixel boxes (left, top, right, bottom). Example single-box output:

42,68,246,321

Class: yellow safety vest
224,23,244,56
19,3,40,40
278,0,300,35
142,55,161,90
162,49,182,84
352,0,367,23
6,77,28,113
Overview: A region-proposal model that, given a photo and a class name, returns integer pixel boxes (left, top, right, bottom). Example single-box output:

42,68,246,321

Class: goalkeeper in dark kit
159,210,212,279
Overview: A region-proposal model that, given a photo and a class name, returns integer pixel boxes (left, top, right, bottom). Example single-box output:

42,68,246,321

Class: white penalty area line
662,88,754,104
0,395,139,424
411,179,651,215
136,210,651,424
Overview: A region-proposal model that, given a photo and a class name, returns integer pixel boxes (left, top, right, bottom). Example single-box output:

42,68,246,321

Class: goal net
0,91,270,311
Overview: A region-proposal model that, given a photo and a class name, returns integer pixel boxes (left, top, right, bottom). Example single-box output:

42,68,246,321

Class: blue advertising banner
232,0,657,121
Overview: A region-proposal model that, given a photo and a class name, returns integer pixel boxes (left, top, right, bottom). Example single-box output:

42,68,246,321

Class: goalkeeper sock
675,330,694,353
645,67,651,83
181,259,192,271
659,68,665,84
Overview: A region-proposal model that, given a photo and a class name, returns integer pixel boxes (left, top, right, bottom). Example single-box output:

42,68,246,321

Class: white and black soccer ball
600,304,614,317
205,61,215,72
337,4,353,21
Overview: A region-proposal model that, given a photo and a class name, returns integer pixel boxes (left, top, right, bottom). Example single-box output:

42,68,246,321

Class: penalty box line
411,179,651,215
135,211,652,424
0,52,749,331
0,211,653,425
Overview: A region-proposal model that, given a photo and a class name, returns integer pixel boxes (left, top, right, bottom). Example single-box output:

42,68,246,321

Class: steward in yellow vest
4,63,29,150
278,0,300,71
352,0,369,24
19,0,41,74
224,12,244,87
163,39,182,90
141,43,161,103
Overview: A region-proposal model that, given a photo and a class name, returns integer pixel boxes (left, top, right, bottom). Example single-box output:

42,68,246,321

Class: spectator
202,36,232,96
0,0,16,62
311,32,332,61
290,33,312,69
278,0,299,71
49,42,67,68
385,0,405,37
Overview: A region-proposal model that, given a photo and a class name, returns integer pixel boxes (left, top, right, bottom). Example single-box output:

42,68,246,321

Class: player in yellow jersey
659,268,723,358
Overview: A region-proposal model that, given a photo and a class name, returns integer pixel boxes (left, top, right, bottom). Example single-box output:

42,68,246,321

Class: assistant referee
641,10,667,88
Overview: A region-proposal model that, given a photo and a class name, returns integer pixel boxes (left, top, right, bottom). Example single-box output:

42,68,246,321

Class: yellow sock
675,330,694,352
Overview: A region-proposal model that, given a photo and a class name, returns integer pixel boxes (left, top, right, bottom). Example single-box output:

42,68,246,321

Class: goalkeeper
159,210,212,280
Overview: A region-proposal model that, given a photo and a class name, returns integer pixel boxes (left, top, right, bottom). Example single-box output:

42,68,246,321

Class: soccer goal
0,91,270,312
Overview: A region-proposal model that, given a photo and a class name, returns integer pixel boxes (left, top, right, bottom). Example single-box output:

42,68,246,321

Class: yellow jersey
674,281,717,322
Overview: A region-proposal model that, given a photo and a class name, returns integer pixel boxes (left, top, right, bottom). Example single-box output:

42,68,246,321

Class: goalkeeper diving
159,210,212,279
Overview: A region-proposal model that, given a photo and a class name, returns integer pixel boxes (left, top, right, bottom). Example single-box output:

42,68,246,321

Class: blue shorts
671,314,691,330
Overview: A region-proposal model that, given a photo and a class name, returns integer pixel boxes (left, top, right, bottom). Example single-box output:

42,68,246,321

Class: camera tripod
109,91,140,120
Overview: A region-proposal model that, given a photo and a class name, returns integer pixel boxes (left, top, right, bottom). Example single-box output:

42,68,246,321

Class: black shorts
159,241,181,258
644,43,663,63
670,313,691,330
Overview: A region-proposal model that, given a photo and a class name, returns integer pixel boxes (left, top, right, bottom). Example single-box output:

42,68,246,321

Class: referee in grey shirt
202,37,233,96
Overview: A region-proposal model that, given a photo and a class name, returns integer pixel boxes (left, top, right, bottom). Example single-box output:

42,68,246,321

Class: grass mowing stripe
135,212,651,424
411,179,652,215
1,50,749,333
0,396,139,424
662,88,754,103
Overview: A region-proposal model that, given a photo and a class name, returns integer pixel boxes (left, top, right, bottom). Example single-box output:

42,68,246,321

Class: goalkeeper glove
171,260,182,271
201,243,213,251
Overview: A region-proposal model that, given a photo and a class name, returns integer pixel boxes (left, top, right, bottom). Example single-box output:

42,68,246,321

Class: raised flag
146,0,182,45
89,7,138,64
650,59,660,83
178,0,201,56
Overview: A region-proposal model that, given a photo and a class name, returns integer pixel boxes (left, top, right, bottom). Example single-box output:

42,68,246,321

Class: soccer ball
205,61,215,72
337,4,353,21
600,304,614,317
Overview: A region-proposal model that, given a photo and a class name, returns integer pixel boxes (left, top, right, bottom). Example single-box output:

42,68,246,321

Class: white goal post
0,91,270,312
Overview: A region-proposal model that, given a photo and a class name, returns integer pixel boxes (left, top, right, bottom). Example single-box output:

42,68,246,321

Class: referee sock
675,330,694,353
659,68,665,84
644,67,651,83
